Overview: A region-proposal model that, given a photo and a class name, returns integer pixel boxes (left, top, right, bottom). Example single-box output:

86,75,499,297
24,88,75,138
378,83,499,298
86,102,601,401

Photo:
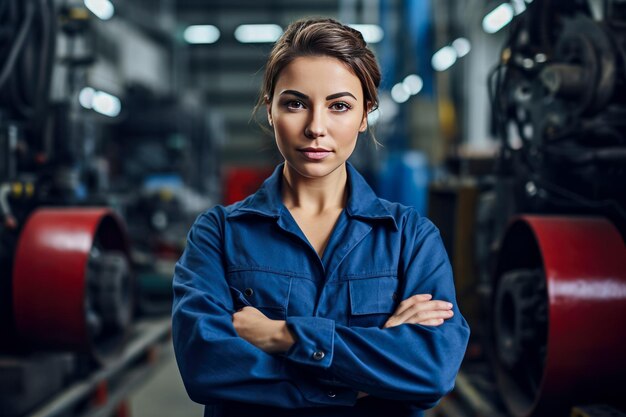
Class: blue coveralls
172,162,470,417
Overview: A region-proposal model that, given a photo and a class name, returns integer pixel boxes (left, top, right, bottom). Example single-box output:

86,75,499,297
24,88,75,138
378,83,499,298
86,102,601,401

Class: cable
0,0,56,124
0,1,35,90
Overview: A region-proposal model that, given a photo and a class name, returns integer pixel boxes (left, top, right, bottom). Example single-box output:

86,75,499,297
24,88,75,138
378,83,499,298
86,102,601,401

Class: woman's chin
285,159,345,180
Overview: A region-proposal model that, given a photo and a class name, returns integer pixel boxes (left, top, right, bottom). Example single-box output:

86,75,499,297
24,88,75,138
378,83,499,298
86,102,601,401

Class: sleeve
171,209,359,408
283,213,470,408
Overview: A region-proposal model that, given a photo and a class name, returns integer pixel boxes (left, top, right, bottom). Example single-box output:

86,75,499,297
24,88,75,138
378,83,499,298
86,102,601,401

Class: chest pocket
227,269,292,320
348,276,399,328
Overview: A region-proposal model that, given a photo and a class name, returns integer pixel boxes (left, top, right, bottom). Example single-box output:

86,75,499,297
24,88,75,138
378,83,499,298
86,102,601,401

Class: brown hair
254,17,381,130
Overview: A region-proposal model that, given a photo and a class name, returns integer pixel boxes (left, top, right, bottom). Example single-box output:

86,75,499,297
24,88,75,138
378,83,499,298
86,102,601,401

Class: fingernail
447,303,453,309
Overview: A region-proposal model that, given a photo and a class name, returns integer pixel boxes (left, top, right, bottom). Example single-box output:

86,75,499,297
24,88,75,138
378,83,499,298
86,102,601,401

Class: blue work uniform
172,162,470,417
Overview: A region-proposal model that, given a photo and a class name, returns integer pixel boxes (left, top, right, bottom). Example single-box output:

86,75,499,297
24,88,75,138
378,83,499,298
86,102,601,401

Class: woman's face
267,55,368,180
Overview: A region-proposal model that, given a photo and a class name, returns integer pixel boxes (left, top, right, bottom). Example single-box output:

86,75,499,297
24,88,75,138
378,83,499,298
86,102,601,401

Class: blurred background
1,0,625,416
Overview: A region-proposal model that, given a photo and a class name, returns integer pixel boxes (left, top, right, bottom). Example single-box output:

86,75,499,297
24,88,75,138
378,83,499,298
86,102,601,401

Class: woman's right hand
383,294,454,328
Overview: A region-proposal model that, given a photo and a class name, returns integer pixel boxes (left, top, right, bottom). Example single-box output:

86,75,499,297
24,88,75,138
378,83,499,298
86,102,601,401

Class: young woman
172,17,470,417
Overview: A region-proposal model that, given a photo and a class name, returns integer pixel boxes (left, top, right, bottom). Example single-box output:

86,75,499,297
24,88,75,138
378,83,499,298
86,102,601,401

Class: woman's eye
331,102,351,112
286,100,305,110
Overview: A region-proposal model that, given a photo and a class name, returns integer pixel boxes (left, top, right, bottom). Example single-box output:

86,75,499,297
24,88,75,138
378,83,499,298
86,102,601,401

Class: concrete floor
130,349,204,417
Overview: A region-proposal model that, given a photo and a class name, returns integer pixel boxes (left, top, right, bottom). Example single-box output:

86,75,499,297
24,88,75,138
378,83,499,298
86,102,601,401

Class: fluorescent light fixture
84,0,114,20
391,83,410,104
93,91,121,117
80,87,121,117
79,87,95,109
510,0,527,15
234,24,283,43
452,38,471,58
482,3,514,34
348,24,384,43
402,74,423,95
184,25,220,44
432,46,457,72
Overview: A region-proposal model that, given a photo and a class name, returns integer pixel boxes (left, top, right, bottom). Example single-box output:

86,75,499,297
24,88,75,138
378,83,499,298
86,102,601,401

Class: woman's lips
299,150,331,160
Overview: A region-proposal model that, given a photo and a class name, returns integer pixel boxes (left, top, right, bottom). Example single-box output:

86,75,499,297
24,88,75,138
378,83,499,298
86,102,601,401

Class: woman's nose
304,108,327,139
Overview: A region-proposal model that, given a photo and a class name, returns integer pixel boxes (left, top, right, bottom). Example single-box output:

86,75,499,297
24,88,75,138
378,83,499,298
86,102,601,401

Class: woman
172,17,470,417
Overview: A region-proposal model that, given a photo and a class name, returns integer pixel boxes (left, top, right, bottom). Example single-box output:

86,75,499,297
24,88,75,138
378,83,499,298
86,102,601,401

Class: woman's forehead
274,56,363,98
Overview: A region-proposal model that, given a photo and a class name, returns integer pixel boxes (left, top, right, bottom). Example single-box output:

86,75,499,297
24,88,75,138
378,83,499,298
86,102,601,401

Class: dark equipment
0,2,139,416
480,1,626,416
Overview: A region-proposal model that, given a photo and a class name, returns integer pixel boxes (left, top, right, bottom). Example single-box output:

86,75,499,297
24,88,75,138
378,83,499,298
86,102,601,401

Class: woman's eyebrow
326,92,357,101
279,90,357,101
280,90,308,99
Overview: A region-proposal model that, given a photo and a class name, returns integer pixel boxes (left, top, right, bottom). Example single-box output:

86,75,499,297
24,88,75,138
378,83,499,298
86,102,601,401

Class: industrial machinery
0,2,159,416
1,0,133,352
1,1,220,414
480,0,626,415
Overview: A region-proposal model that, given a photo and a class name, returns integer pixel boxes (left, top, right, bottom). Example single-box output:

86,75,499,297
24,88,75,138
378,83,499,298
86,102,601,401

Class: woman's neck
281,163,348,215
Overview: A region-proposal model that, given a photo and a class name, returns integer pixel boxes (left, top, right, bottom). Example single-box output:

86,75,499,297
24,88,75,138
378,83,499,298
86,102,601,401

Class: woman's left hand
232,306,295,353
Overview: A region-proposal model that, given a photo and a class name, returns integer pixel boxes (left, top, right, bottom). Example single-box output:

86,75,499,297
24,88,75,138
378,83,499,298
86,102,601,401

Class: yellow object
12,182,23,197
25,183,35,197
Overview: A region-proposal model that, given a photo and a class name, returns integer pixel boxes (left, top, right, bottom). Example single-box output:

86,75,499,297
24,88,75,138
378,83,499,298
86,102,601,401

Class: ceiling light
348,24,384,43
234,24,283,43
482,3,514,34
452,38,471,58
510,0,527,15
432,46,457,72
84,0,114,20
92,91,121,117
80,87,121,117
391,83,410,104
402,74,423,95
184,25,220,44
79,87,95,109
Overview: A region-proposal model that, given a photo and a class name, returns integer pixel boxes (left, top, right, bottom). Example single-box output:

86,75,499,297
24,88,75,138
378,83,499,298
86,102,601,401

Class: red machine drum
492,215,626,417
12,208,132,362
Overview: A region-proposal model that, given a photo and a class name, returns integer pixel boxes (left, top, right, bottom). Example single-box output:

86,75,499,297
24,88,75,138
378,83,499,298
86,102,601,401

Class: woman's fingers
395,293,432,316
385,308,453,328
393,300,453,323
403,309,453,325
415,318,445,326
384,296,454,328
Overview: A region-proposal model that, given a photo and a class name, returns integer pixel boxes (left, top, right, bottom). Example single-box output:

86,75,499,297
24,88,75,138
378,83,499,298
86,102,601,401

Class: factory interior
1,0,626,416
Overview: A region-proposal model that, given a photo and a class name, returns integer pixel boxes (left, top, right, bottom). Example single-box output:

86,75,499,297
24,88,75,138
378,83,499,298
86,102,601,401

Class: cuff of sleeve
285,316,334,369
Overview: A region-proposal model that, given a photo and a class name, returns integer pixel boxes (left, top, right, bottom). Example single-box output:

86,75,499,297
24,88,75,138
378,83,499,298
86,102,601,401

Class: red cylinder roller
12,208,132,362
492,215,626,416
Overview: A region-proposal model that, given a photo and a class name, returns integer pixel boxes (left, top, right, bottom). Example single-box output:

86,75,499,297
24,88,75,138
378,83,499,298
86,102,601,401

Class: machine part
24,318,170,417
0,353,74,417
86,250,132,345
551,15,616,116
0,183,17,228
526,14,619,150
12,208,132,363
493,268,547,372
492,216,626,417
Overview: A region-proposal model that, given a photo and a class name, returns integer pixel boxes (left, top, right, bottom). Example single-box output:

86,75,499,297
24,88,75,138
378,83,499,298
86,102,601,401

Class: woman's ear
265,95,273,126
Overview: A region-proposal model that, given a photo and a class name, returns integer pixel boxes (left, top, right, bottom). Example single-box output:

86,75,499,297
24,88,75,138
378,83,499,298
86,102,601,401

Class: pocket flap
227,269,291,310
349,277,398,315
